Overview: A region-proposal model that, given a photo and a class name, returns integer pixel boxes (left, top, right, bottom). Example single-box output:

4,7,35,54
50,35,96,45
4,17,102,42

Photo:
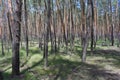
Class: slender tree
80,0,87,62
90,0,94,52
11,0,22,76
24,0,29,56
44,0,51,69
109,0,114,46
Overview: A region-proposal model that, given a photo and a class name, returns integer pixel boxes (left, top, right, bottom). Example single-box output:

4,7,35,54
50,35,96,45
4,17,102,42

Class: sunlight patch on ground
27,54,42,66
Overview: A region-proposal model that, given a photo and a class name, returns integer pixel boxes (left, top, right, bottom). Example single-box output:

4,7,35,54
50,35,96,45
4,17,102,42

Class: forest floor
0,42,120,80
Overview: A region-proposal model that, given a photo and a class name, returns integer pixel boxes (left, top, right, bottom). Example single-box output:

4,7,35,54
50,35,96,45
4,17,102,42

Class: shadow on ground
47,56,120,80
69,62,120,80
91,49,120,68
1,46,120,80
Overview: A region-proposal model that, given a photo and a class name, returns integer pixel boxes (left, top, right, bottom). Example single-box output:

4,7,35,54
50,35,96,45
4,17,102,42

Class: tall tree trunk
80,0,87,62
81,0,94,62
44,0,51,69
1,26,4,56
93,0,97,49
109,0,114,46
11,0,22,76
90,0,94,53
24,0,29,56
56,0,68,47
80,0,86,49
52,0,57,52
1,0,5,56
70,0,74,52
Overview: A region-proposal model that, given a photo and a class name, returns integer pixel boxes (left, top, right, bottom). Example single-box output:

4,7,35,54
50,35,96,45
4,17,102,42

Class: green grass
0,41,120,80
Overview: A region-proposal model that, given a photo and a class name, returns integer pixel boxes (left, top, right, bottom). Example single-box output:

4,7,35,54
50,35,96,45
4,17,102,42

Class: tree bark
24,0,29,56
90,0,94,53
109,0,114,46
44,0,51,69
12,0,22,76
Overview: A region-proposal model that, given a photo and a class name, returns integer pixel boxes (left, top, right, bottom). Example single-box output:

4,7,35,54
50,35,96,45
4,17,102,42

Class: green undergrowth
0,41,120,80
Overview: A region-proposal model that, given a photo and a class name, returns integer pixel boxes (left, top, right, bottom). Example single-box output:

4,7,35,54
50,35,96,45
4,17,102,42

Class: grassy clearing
0,41,120,80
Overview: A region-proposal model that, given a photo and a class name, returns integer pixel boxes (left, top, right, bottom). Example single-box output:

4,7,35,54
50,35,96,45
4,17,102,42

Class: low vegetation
0,41,120,80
